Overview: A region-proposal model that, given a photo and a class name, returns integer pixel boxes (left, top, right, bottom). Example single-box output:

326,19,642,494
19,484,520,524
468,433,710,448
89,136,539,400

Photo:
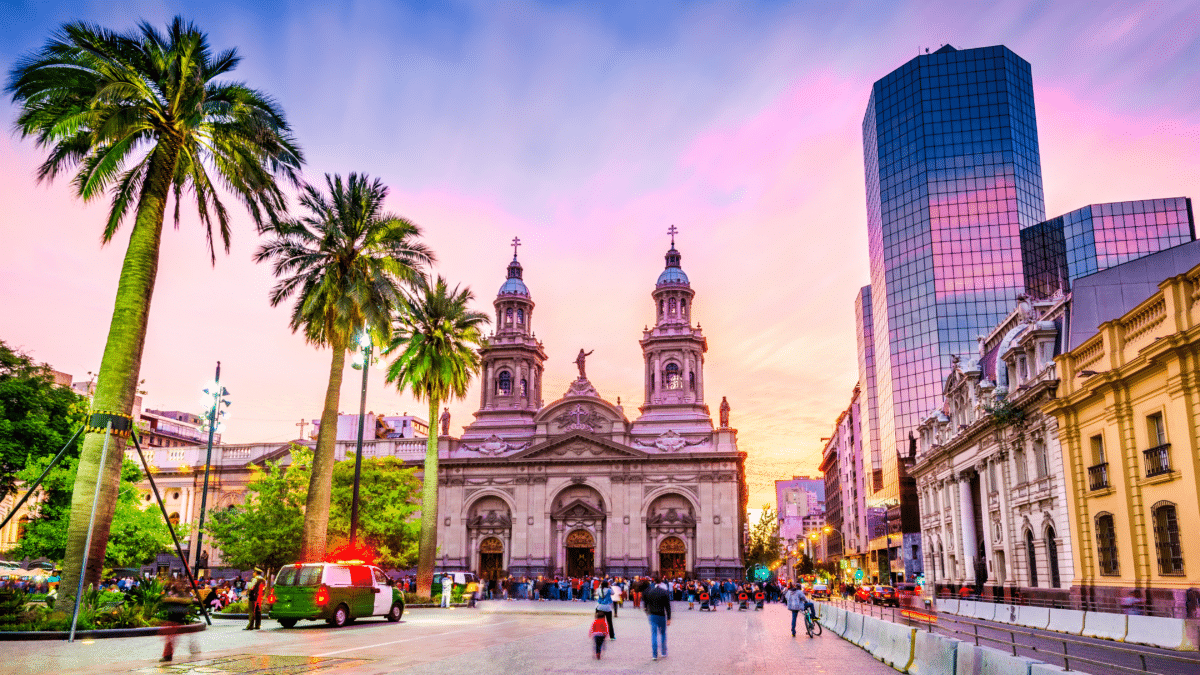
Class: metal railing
824,597,1200,675
1088,462,1110,491
1143,444,1171,477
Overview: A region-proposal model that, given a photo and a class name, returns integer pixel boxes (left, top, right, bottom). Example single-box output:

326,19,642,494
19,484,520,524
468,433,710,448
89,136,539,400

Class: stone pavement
3,603,898,675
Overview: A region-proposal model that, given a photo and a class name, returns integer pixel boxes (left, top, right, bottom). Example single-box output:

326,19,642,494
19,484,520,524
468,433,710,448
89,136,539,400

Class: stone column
959,472,977,579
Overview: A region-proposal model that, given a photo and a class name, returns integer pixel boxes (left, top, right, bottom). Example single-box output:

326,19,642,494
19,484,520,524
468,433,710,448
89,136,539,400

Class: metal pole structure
194,361,220,574
349,339,371,547
69,422,112,643
132,433,211,626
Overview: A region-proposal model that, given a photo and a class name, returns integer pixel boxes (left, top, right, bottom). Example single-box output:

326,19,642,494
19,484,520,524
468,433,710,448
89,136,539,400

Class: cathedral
433,233,748,580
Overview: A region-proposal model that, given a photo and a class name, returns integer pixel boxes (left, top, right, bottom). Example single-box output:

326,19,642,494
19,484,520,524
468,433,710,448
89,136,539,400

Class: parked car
895,583,920,598
810,584,830,599
431,571,478,598
854,585,873,603
268,562,404,628
871,585,899,607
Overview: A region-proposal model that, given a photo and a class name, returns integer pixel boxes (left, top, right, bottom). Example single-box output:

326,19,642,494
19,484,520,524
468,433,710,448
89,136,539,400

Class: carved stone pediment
508,432,649,461
551,498,605,521
553,403,608,432
647,507,696,528
467,509,512,529
632,430,708,452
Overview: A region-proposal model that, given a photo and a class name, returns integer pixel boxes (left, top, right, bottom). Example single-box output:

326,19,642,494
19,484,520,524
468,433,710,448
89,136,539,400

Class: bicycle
804,605,823,637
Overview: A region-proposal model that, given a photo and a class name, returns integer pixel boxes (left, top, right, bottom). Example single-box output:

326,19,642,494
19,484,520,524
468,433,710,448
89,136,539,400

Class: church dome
498,256,530,296
656,245,690,287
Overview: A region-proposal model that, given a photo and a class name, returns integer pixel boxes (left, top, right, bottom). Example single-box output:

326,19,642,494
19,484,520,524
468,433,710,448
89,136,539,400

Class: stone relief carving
461,434,532,456
632,429,707,452
554,404,607,431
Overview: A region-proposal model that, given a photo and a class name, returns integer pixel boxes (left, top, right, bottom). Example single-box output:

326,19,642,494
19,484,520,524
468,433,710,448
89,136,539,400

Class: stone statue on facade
575,349,593,380
440,407,451,436
719,396,731,428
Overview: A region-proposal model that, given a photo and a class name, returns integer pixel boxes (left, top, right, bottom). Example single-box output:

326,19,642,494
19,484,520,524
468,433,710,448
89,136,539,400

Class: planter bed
0,621,206,641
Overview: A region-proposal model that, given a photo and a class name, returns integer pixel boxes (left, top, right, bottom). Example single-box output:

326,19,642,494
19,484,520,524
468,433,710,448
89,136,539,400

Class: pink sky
2,1,1198,508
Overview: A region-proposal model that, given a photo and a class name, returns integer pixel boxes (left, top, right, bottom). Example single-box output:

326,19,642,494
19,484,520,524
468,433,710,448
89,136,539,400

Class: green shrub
406,595,433,605
220,600,249,613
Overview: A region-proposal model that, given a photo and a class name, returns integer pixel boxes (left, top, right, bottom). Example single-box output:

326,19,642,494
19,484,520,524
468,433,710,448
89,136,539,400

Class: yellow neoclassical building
1047,258,1200,615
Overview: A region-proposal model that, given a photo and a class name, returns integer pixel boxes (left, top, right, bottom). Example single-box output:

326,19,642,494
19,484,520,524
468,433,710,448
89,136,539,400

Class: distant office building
862,44,1046,530
855,286,882,492
142,409,214,448
311,413,429,442
1022,198,1195,299
776,476,825,544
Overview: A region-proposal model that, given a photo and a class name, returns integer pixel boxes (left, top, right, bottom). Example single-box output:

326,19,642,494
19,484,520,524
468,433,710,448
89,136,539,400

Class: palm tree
384,276,489,596
6,17,303,604
255,173,432,560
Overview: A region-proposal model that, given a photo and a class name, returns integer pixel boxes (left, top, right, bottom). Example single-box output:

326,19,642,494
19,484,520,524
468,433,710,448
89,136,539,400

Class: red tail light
315,585,329,605
266,591,277,604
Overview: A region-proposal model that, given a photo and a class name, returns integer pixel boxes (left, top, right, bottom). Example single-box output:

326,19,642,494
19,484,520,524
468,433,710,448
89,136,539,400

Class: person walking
589,611,610,660
785,583,810,637
244,568,265,630
595,580,616,640
644,579,672,661
441,574,453,608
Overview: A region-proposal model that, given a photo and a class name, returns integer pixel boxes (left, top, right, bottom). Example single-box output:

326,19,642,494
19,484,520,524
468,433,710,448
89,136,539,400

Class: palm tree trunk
57,142,179,613
416,394,441,597
303,339,347,560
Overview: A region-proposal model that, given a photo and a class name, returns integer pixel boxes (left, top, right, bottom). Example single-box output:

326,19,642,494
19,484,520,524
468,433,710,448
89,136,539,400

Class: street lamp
195,362,230,573
349,329,374,547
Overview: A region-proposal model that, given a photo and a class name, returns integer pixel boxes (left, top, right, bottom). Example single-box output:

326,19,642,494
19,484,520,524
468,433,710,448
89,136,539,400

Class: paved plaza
3,604,897,675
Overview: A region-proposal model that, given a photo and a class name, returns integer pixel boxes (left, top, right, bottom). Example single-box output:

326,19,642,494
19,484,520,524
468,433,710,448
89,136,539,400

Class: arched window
680,298,687,318
1096,513,1119,576
1046,526,1061,587
505,308,513,325
669,298,677,316
1152,502,1184,575
1025,530,1038,587
665,363,682,389
517,308,524,325
689,371,695,390
659,300,664,318
520,379,528,397
497,370,512,395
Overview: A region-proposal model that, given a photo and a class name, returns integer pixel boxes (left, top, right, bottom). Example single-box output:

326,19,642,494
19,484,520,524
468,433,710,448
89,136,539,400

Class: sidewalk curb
0,621,206,641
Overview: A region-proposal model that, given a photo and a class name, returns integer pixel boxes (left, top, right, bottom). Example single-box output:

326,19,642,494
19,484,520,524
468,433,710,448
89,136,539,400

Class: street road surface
3,602,898,675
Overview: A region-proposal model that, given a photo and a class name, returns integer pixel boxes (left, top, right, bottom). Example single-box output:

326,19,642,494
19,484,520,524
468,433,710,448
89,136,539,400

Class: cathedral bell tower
461,238,547,441
635,227,711,428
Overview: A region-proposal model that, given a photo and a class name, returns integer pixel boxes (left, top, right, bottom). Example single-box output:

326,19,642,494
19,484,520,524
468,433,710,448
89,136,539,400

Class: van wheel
387,602,403,622
330,604,350,627
278,618,297,628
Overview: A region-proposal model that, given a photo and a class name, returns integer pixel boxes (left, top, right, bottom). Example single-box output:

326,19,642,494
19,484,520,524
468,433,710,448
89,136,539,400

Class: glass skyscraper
1022,197,1195,299
863,44,1046,520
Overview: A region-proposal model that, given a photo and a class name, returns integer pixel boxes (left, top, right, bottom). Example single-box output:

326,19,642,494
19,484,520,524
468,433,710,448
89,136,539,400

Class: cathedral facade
433,236,747,580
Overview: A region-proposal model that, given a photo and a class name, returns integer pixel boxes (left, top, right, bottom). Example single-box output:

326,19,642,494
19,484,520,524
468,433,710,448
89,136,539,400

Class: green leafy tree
255,173,432,561
6,16,303,606
797,552,815,576
204,451,307,572
14,455,175,568
384,276,488,596
205,446,421,570
0,340,88,502
744,505,782,570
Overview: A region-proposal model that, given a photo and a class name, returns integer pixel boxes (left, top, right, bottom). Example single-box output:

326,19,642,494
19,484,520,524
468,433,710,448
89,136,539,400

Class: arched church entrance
480,537,504,580
565,529,596,577
658,536,687,579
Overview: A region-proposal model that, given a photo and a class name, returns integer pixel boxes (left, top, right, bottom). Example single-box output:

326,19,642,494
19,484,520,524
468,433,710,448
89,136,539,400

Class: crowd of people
460,575,810,608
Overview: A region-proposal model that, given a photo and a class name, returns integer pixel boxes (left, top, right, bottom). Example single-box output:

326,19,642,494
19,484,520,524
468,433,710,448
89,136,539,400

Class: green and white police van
268,562,404,628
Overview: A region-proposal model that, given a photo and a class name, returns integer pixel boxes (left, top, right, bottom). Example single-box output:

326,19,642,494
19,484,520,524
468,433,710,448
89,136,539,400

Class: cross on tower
296,418,309,439
511,236,521,259
667,225,678,246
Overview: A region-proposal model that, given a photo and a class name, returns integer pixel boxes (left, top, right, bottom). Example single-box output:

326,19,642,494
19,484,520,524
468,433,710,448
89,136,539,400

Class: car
895,583,920,598
871,585,899,607
268,562,404,628
431,571,478,598
810,584,830,599
854,585,873,603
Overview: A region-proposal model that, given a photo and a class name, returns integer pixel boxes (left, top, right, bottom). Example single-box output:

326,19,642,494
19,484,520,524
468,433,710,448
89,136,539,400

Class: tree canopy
744,505,782,570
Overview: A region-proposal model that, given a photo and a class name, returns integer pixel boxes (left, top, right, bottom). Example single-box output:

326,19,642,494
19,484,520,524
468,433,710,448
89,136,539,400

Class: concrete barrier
1046,608,1085,635
820,606,845,635
957,642,984,675
1014,606,1050,630
859,615,884,652
957,600,976,619
967,601,996,622
834,607,848,635
843,609,865,643
1124,614,1195,650
875,619,916,671
1082,611,1127,641
1029,665,1069,675
978,645,1043,675
937,598,960,615
994,603,1020,625
909,631,959,675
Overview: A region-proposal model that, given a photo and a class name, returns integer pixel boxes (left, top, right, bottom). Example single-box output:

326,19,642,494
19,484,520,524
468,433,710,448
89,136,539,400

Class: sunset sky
2,1,1198,507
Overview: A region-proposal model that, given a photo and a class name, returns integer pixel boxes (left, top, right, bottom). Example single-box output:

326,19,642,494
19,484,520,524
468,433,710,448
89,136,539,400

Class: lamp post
195,362,230,573
349,330,373,547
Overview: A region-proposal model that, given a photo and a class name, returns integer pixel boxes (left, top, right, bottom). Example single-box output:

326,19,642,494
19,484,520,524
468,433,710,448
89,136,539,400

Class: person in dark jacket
643,579,672,660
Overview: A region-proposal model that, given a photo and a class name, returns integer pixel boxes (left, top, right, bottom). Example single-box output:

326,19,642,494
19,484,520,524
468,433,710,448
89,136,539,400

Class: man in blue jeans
643,579,672,660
